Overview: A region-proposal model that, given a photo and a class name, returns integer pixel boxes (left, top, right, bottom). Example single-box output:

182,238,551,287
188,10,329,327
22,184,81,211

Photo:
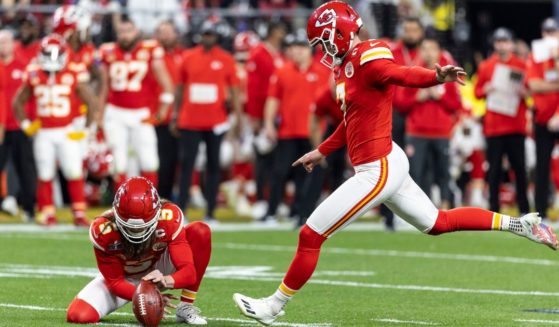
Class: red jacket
526,54,559,125
394,79,461,138
475,54,527,136
245,43,284,119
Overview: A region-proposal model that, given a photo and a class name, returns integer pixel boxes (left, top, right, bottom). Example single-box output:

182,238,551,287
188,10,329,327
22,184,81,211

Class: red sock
37,180,54,212
430,208,501,235
181,221,212,303
141,171,158,188
68,179,87,218
114,173,127,192
67,298,100,323
279,225,327,296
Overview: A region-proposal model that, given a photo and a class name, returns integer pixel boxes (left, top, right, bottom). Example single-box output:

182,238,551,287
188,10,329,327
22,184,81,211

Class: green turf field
1,222,559,326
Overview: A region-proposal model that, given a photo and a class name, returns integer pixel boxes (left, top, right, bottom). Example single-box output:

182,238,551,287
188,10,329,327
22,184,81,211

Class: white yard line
372,318,440,325
0,303,330,327
514,319,559,324
216,242,559,267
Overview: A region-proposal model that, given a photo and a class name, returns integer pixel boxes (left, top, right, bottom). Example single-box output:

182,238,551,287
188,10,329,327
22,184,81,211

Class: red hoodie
394,79,461,138
474,53,527,137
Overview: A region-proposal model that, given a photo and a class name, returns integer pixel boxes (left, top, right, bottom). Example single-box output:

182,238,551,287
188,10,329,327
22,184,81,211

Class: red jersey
98,40,164,109
68,43,97,69
526,54,559,125
318,40,440,165
268,61,330,139
314,86,343,126
149,46,183,124
2,58,31,131
14,40,41,66
23,62,89,128
475,54,527,136
177,46,239,130
395,81,461,138
245,43,285,119
89,202,195,301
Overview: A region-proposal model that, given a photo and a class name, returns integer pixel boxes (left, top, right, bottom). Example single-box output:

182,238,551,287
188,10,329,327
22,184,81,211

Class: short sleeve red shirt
268,61,331,139
2,58,33,130
177,46,240,130
526,54,559,124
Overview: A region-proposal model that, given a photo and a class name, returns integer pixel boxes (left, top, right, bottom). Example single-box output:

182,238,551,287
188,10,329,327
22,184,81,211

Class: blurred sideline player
67,177,211,325
13,35,98,226
0,29,37,222
245,22,287,217
14,14,41,66
153,20,183,200
175,20,242,221
97,17,174,190
233,3,558,325
260,31,330,225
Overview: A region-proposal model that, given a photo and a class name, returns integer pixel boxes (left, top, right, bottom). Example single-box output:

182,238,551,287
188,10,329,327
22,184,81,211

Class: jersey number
34,85,71,118
109,61,148,92
336,83,347,112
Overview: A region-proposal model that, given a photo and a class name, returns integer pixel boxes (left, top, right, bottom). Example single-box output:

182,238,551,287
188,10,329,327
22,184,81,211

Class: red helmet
113,177,162,244
234,31,260,61
307,1,363,69
53,5,92,42
86,129,114,180
38,35,68,72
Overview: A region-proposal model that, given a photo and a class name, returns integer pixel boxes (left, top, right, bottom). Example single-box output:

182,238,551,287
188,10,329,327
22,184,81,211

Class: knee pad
185,221,212,243
298,225,327,250
67,298,100,324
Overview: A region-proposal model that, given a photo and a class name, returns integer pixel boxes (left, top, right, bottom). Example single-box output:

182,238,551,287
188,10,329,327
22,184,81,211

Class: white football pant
75,250,175,319
103,104,159,174
307,143,439,237
33,127,84,181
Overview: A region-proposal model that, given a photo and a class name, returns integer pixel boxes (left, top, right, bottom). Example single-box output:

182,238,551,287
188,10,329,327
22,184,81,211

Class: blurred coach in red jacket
395,36,461,209
475,28,529,214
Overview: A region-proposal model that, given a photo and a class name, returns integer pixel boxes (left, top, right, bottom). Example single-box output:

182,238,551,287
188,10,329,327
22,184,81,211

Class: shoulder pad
359,40,394,66
89,216,121,252
156,203,185,241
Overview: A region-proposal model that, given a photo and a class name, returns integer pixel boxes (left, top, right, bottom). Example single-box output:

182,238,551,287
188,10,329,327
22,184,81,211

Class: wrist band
159,92,175,104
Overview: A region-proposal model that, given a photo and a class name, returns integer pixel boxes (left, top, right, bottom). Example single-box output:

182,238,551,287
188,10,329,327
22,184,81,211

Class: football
132,280,164,327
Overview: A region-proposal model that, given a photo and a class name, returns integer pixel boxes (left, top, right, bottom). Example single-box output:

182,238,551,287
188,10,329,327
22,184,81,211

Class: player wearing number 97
12,34,98,226
67,176,212,325
97,17,174,190
233,2,559,325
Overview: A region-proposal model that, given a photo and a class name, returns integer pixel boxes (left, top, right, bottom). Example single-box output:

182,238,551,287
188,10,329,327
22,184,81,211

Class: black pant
156,125,179,200
177,129,223,218
266,138,312,218
254,150,274,201
407,136,451,203
392,110,406,148
535,123,559,216
485,134,529,213
0,130,37,216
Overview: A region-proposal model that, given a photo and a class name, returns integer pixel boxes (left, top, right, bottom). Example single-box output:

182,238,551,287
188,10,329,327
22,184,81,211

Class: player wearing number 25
13,34,99,226
97,17,174,191
474,27,529,215
67,177,211,324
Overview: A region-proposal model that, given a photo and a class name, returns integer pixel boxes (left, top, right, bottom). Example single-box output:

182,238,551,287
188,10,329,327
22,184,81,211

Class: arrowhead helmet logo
315,9,336,27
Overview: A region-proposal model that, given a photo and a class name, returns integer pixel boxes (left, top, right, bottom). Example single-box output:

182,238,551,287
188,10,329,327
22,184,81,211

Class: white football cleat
176,302,207,325
233,293,285,326
516,213,558,250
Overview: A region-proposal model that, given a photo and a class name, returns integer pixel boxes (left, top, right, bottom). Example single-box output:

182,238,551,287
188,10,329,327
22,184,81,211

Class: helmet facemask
114,207,160,244
38,45,67,72
309,24,355,70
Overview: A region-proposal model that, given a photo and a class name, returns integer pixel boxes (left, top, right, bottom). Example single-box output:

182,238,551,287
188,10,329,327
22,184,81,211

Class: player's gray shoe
176,302,207,325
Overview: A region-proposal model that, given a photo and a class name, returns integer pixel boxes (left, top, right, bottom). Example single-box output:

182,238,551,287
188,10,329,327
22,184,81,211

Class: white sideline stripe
0,222,416,233
372,318,439,325
514,319,559,324
216,243,559,267
0,303,330,327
